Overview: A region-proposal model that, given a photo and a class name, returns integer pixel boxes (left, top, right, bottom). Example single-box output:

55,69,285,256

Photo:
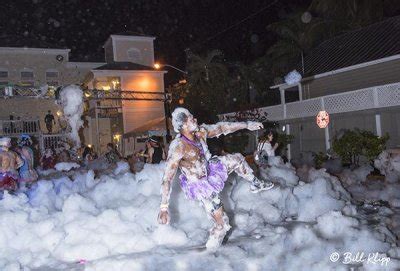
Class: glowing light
154,63,161,69
56,110,62,117
88,144,92,148
102,85,111,91
113,134,121,141
84,92,91,98
111,80,119,89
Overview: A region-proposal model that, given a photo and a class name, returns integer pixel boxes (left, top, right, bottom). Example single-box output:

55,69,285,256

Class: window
127,48,142,63
0,70,8,78
21,70,34,79
46,70,59,78
47,81,59,87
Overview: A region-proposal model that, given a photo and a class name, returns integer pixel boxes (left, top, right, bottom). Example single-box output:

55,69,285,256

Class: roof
93,61,156,71
299,16,400,77
123,117,172,138
0,35,68,49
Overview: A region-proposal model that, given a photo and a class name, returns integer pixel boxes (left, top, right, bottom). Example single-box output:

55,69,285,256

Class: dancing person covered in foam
157,107,274,249
16,134,38,184
0,137,23,191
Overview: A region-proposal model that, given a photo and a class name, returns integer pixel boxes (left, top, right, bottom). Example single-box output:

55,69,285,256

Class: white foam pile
54,162,81,172
0,158,399,270
59,85,84,148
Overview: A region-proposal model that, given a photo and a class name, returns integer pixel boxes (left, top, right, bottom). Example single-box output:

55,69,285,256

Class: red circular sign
316,111,329,128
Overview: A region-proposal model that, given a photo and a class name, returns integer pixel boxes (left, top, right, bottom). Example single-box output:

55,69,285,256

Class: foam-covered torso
174,126,211,181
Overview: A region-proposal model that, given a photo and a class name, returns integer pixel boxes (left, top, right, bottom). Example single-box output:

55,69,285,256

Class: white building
0,33,167,154
222,16,400,160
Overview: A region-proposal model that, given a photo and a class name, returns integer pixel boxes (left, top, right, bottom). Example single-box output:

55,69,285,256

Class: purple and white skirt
179,159,228,201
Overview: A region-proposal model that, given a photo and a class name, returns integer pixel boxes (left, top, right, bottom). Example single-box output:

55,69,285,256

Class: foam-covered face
183,114,198,133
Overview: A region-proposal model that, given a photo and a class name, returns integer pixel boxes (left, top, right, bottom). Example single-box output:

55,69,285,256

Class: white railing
0,119,41,136
220,82,400,121
0,86,55,98
40,134,66,151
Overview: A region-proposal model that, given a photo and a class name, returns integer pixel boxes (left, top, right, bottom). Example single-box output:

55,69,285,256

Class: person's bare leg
218,153,274,192
206,206,231,249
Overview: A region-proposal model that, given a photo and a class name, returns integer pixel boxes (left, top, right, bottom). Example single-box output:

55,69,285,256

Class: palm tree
266,11,348,76
183,49,231,115
310,0,384,27
186,49,227,84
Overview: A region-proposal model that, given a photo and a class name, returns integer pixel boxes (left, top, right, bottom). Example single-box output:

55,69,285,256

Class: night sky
0,0,310,69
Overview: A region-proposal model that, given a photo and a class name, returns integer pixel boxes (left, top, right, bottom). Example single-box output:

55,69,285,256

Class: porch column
280,87,286,119
321,97,330,151
324,127,331,151
286,124,291,161
375,114,382,137
298,83,303,101
279,87,285,104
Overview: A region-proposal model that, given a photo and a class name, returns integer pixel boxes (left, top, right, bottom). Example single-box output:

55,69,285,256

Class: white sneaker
250,177,274,193
205,223,231,250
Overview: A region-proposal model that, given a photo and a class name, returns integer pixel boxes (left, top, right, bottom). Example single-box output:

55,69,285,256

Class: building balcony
0,119,41,136
0,85,56,98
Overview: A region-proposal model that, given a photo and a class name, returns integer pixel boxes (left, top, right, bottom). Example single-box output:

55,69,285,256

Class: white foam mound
375,151,400,183
0,159,399,270
59,85,84,148
55,162,80,172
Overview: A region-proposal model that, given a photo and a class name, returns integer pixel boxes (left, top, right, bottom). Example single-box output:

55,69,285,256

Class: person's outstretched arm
202,121,263,138
158,139,184,224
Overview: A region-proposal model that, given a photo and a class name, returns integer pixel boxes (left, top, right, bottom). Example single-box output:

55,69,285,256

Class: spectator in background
105,143,121,165
44,110,56,134
16,134,38,185
40,148,56,170
82,146,96,165
254,130,279,167
0,137,23,191
137,137,166,164
9,115,14,134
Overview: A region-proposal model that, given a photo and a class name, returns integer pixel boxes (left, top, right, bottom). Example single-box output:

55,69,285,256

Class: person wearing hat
146,136,166,164
15,134,38,184
0,137,23,191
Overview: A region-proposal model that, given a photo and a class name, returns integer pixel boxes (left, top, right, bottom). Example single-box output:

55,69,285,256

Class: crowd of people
0,135,38,192
0,129,277,199
0,134,169,193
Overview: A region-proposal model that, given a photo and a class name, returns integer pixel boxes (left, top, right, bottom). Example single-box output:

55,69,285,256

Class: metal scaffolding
83,89,170,102
0,86,171,102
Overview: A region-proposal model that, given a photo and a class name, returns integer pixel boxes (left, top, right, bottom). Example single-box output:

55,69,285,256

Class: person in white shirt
254,130,279,166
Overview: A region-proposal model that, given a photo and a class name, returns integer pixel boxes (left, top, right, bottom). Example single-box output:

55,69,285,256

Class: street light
154,62,187,143
154,63,188,75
